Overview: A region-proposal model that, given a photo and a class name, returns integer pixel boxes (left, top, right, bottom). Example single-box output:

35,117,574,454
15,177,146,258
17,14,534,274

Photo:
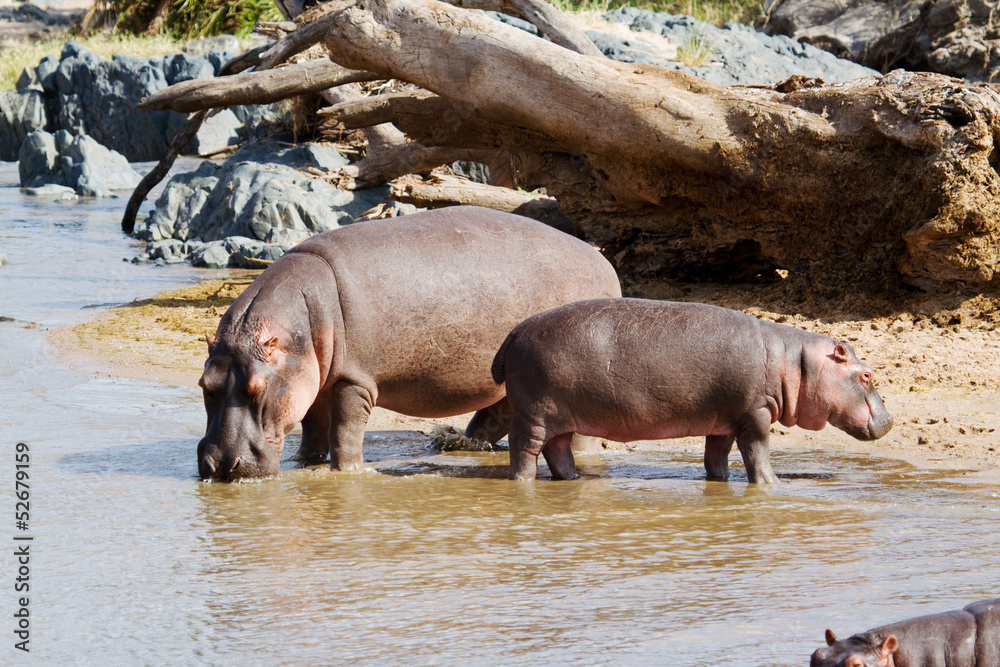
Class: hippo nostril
200,456,217,477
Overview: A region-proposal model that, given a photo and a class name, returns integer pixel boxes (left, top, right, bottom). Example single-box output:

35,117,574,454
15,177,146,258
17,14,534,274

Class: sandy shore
49,276,1000,477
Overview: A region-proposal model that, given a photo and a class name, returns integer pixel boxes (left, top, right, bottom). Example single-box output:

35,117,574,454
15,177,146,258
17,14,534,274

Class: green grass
0,32,183,91
87,0,282,40
676,26,714,65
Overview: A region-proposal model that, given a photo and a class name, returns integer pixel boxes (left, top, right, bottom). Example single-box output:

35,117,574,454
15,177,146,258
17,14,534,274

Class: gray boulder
766,0,1000,80
11,40,277,161
0,91,49,161
18,129,141,197
182,35,241,58
592,8,876,85
54,45,172,162
134,140,412,266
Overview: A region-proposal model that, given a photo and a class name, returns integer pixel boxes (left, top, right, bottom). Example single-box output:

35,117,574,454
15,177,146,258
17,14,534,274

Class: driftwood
132,0,1000,292
139,58,375,113
391,173,577,234
121,109,207,235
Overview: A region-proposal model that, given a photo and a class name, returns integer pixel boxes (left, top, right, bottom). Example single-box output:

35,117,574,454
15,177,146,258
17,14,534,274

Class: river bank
50,277,1000,477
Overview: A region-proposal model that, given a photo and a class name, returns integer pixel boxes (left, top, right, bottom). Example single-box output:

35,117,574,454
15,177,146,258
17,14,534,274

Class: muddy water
2,162,998,665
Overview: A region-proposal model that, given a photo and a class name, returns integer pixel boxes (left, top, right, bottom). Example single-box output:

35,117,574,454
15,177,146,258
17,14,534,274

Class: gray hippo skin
493,298,892,482
197,206,621,481
811,598,1000,667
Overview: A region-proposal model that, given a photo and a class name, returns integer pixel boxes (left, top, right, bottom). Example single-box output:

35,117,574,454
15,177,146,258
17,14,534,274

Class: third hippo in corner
493,298,893,483
811,597,1000,667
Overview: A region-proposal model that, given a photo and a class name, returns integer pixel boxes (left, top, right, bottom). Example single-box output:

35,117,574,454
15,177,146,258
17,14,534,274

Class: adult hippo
493,298,893,483
811,598,1000,666
197,206,621,481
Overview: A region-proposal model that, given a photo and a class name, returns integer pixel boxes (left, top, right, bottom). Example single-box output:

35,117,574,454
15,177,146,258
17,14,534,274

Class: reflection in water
185,446,1000,665
2,163,998,665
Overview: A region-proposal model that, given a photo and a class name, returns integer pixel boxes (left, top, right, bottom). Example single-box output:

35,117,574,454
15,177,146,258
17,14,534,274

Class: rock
766,0,1000,80
0,91,49,161
451,160,490,184
593,8,876,85
24,183,77,199
136,161,218,241
18,129,141,197
7,40,279,161
54,44,171,162
165,107,244,156
17,130,57,186
183,35,241,58
161,53,216,85
190,241,233,269
134,140,405,266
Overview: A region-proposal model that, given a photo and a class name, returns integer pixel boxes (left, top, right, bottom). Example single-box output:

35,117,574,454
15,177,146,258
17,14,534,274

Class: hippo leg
329,381,374,471
296,388,333,462
508,417,544,480
704,434,735,480
736,410,779,484
542,433,577,480
464,397,513,444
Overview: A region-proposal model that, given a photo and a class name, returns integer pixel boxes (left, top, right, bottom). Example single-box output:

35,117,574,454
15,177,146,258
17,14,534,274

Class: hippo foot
292,449,330,463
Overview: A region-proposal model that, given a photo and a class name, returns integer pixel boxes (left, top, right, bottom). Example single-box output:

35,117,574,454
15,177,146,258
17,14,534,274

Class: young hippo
492,298,893,483
811,598,1000,667
197,206,621,481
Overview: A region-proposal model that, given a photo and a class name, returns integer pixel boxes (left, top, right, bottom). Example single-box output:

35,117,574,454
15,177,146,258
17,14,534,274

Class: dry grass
556,0,764,26
0,31,182,91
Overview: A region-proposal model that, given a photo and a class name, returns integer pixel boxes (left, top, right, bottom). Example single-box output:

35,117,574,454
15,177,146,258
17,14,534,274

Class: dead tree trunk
138,0,1000,292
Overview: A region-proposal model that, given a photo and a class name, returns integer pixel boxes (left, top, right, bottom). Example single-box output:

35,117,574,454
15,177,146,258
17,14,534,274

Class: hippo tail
491,332,514,385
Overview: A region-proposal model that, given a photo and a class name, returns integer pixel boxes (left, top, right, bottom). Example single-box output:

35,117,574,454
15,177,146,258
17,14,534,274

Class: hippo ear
880,635,898,656
261,336,282,365
205,332,217,354
825,629,838,646
833,343,851,363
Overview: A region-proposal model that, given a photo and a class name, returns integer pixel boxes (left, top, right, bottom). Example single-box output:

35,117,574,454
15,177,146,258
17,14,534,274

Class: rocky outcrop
0,91,48,161
9,40,277,162
134,140,412,268
766,0,1000,81
18,129,141,197
591,7,877,85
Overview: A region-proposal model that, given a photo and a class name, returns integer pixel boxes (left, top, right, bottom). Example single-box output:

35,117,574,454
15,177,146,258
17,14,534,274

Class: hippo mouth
198,438,282,481
854,394,893,441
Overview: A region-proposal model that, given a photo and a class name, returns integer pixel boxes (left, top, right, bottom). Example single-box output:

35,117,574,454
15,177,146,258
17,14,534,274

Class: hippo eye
861,371,872,385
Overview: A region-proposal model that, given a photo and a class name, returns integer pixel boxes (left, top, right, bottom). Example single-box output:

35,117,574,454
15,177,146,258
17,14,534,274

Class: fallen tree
135,0,1000,293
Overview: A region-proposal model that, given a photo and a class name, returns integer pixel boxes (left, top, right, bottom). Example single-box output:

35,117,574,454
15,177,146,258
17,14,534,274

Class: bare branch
440,0,603,57
391,173,578,234
139,58,376,112
258,9,348,70
121,110,208,234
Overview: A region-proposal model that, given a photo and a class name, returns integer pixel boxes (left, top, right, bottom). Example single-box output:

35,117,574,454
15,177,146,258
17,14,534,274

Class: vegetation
81,0,281,40
676,26,714,65
556,0,764,26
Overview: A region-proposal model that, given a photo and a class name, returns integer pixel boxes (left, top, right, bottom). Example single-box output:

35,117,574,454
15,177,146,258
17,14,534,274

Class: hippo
197,206,621,481
811,598,1000,667
492,298,892,482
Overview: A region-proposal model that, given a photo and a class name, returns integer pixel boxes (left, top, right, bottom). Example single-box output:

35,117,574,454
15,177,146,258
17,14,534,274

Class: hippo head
810,629,899,667
804,342,893,441
197,318,321,482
